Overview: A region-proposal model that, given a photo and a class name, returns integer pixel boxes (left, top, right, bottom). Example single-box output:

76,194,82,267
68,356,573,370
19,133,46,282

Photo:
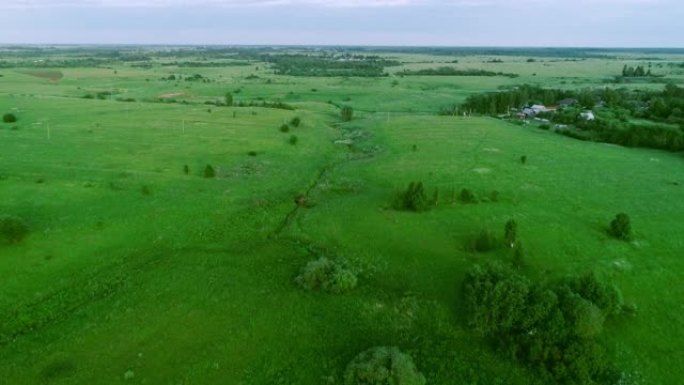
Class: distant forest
262,53,400,77
398,67,519,78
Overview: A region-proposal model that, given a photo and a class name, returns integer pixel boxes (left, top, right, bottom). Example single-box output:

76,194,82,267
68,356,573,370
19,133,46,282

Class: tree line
451,83,684,152
264,54,399,77
621,64,653,77
399,67,518,78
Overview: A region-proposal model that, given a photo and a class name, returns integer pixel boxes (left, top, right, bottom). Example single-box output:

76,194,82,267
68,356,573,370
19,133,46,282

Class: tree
459,188,478,203
504,219,518,247
472,230,498,252
512,242,525,269
290,117,301,127
224,92,233,107
634,65,646,77
578,89,596,109
567,272,624,316
431,187,440,206
204,164,216,178
463,263,530,334
623,65,635,77
651,97,669,119
341,105,354,122
608,213,632,240
3,113,17,123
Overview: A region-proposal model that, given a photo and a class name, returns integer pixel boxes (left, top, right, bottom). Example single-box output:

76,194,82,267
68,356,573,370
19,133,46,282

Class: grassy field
0,47,683,384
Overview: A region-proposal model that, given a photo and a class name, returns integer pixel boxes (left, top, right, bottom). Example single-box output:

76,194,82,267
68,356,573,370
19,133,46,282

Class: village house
519,104,557,118
579,110,595,121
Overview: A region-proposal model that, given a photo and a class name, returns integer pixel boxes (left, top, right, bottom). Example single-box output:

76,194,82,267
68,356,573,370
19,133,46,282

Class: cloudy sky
0,0,681,46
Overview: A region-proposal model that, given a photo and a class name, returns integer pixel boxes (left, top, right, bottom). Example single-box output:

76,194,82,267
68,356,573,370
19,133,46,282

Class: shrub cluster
463,263,625,384
608,213,632,241
471,230,498,252
392,182,430,212
289,135,298,145
344,346,426,385
0,215,29,243
295,257,357,294
469,220,520,253
341,106,354,122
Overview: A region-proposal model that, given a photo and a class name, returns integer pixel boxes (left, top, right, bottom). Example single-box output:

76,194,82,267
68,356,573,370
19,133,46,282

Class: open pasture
0,46,683,384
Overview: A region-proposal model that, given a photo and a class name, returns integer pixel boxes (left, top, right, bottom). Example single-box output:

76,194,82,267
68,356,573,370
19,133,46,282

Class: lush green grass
301,115,684,382
0,48,683,384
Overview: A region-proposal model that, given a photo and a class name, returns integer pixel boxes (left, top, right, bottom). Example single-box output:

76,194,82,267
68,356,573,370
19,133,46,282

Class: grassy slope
300,114,684,383
0,53,683,384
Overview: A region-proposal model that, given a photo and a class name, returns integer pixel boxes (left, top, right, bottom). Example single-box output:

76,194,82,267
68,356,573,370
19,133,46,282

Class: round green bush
344,346,426,385
3,113,17,123
392,182,430,212
0,215,29,243
326,268,358,293
609,212,632,240
295,257,357,293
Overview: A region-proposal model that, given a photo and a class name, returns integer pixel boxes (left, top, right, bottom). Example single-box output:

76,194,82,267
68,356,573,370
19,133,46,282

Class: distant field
0,46,683,385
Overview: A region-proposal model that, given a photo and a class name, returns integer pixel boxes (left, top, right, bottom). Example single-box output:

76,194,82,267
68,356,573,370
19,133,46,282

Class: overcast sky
0,0,681,47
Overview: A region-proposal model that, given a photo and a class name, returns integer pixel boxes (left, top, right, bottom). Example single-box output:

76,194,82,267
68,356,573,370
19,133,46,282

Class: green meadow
0,47,683,384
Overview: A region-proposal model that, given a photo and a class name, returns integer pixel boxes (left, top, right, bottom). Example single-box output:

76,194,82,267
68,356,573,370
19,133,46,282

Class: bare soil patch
17,70,64,81
159,92,188,99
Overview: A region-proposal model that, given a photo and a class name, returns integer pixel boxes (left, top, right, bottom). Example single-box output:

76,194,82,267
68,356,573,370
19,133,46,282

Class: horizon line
1,43,684,50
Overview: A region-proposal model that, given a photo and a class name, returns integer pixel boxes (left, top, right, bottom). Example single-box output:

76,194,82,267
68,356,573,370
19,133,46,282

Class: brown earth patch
17,70,64,81
159,92,188,99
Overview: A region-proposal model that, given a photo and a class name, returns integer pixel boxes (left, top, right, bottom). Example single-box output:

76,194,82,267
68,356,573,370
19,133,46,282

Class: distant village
511,98,595,128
